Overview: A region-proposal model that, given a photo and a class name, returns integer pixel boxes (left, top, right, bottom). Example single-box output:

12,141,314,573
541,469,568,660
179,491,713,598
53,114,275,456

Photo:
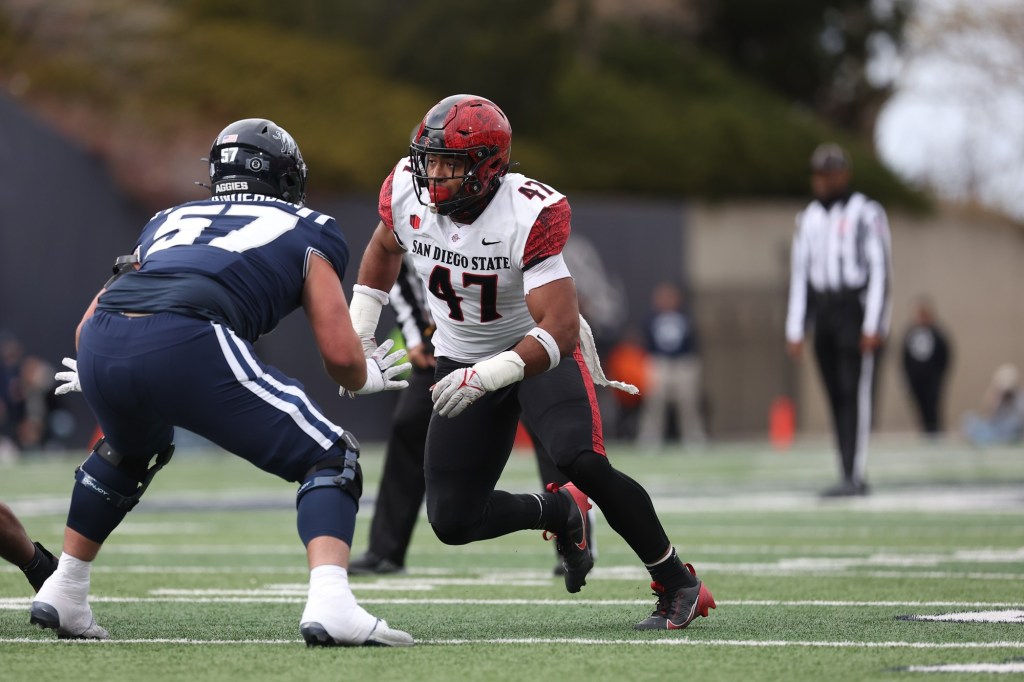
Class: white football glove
431,351,526,418
430,368,486,418
345,339,411,396
54,357,81,396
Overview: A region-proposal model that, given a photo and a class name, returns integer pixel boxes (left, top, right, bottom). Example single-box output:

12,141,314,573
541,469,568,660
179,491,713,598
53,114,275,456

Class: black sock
646,547,698,591
534,491,568,531
21,542,58,592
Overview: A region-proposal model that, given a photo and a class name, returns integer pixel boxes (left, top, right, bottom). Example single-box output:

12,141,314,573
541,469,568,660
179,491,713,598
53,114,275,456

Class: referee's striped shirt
785,192,893,343
390,252,433,348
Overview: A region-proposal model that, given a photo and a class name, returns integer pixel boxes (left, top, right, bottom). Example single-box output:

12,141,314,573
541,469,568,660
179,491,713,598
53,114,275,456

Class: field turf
1,437,1022,681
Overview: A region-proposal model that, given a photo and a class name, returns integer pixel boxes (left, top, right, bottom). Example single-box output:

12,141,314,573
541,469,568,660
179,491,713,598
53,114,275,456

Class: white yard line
1,637,1022,650
86,544,1024,560
2,563,1022,581
2,596,1022,609
904,663,1024,673
7,485,1024,517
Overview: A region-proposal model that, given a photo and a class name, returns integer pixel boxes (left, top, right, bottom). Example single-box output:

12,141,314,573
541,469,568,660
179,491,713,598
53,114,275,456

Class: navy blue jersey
98,195,348,342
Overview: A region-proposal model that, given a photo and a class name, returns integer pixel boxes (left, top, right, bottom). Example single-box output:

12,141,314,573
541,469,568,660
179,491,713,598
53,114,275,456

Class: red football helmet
409,94,512,216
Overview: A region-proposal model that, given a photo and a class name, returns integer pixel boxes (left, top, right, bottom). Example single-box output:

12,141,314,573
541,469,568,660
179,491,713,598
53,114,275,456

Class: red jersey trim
523,198,571,270
573,344,606,456
378,168,396,231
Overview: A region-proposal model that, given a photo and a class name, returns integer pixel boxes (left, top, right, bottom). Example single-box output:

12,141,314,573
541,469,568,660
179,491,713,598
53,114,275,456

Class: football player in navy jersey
350,95,716,631
31,119,414,646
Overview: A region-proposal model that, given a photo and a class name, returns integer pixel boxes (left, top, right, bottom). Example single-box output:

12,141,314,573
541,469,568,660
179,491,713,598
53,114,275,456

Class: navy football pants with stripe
71,311,351,544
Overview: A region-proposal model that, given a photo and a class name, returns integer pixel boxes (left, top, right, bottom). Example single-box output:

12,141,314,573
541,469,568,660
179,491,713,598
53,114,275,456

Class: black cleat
28,602,60,630
634,563,716,630
820,479,869,498
544,482,594,593
301,619,413,647
348,553,406,576
553,507,597,576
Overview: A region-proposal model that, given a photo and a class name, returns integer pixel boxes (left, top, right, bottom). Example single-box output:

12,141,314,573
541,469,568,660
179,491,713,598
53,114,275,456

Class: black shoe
544,483,594,593
22,542,58,593
552,507,597,576
820,479,869,498
348,553,405,576
634,563,716,630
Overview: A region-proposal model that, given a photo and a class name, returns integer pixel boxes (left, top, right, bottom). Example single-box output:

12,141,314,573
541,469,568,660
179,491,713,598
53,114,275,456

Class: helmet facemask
409,143,502,216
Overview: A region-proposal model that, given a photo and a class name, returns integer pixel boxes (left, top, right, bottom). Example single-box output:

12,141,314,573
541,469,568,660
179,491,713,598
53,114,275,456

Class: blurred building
688,201,1024,437
3,90,1022,444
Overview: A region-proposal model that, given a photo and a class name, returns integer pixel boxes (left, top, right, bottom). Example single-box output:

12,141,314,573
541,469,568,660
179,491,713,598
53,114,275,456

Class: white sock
36,553,92,615
55,554,93,583
303,564,377,642
310,563,347,583
306,564,354,609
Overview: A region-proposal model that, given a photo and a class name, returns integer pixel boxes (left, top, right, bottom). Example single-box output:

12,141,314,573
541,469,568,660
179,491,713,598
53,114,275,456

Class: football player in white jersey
350,94,715,630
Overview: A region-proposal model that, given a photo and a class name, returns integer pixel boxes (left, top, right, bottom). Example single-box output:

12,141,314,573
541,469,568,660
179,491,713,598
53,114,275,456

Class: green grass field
1,437,1022,681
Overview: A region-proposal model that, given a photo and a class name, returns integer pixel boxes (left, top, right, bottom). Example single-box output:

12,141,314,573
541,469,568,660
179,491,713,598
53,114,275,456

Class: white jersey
380,159,573,362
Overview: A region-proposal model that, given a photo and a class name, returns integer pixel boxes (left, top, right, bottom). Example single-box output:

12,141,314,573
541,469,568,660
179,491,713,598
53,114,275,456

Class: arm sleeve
785,218,809,343
860,202,892,337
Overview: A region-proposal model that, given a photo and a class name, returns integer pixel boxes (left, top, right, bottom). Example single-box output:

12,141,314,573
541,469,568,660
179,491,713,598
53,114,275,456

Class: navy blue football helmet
209,119,308,205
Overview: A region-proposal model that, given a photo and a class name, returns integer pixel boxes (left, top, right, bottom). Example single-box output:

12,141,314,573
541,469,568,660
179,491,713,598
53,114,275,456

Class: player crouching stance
351,94,715,630
31,118,413,646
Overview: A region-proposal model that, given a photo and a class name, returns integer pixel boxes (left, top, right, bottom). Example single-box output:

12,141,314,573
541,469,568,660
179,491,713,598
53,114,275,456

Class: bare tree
890,1,1024,217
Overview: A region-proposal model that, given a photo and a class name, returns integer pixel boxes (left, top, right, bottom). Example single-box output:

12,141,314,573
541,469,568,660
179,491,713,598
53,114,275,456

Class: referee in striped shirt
350,253,436,574
785,143,893,497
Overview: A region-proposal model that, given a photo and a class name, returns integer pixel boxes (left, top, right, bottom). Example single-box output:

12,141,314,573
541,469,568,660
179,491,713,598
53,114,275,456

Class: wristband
350,284,389,340
526,326,561,371
353,284,390,305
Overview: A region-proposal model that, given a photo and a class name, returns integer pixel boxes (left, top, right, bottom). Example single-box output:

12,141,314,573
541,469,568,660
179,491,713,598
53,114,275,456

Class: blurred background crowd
0,0,1021,456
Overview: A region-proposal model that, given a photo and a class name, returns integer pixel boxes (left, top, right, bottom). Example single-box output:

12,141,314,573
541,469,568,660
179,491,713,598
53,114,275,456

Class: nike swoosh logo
667,601,699,629
574,511,588,550
482,238,501,245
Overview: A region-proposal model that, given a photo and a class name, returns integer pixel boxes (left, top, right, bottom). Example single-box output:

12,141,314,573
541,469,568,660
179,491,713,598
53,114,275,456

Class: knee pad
296,431,363,509
75,437,174,512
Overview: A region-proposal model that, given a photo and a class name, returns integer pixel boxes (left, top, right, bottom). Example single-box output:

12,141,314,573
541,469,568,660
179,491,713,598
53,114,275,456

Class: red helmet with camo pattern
409,94,512,216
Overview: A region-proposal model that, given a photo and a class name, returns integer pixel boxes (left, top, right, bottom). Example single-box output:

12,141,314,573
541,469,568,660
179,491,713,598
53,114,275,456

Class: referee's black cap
810,143,851,172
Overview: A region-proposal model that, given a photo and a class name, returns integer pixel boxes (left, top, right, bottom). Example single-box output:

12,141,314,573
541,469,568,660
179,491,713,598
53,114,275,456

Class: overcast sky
874,0,1024,220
